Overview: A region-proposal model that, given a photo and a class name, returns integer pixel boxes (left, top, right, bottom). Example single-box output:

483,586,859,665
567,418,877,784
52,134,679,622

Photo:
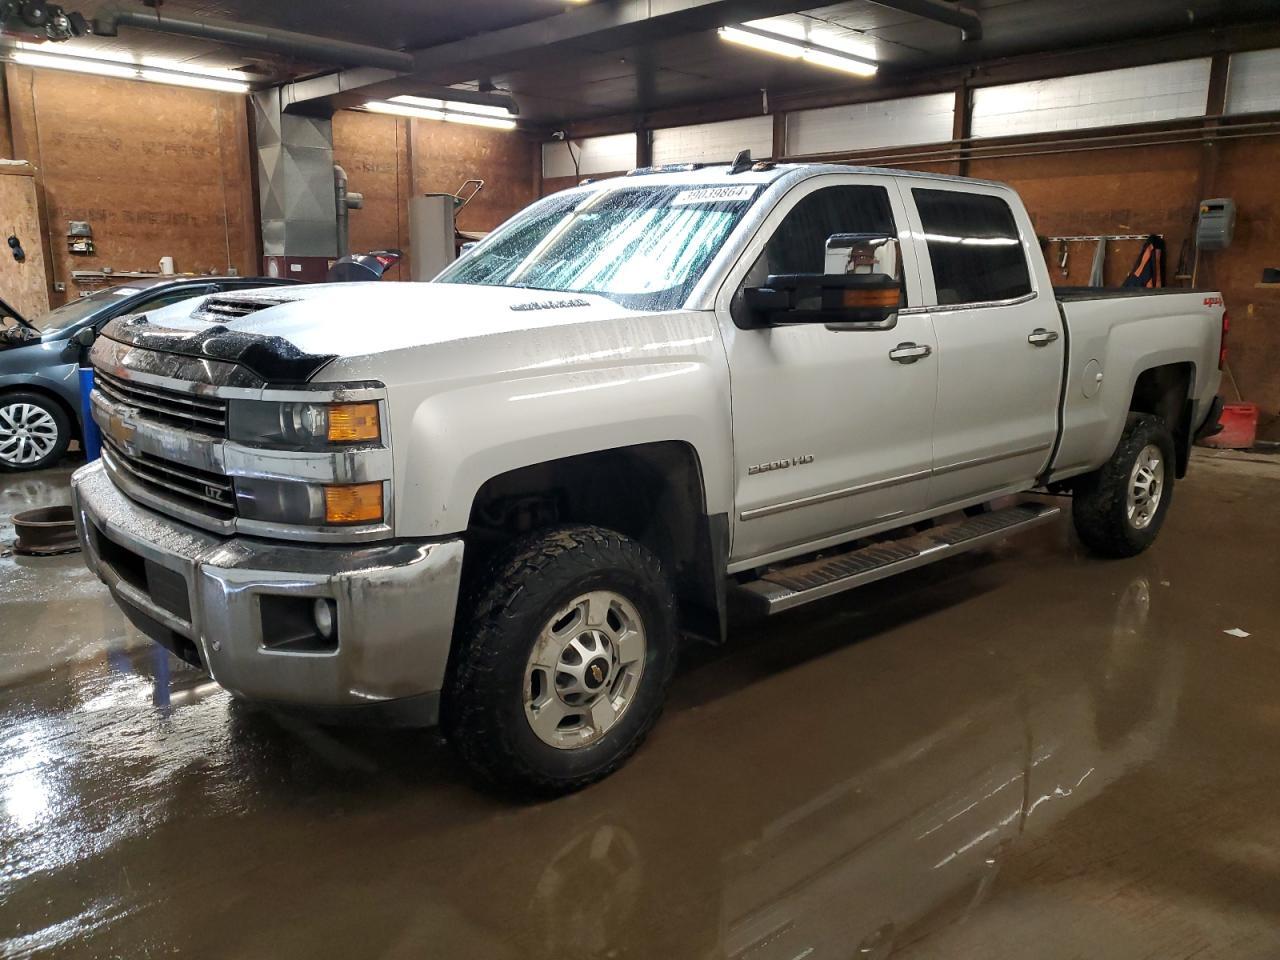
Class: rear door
900,184,1064,508
717,174,937,566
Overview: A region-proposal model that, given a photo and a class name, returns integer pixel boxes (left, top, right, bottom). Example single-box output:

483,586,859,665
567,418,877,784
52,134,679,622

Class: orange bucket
1200,402,1260,449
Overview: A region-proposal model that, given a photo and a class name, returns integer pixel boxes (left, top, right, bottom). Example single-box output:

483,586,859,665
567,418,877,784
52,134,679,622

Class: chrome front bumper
71,461,464,722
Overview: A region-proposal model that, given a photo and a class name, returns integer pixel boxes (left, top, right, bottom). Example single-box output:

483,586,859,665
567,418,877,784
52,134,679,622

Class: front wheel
443,525,678,798
1072,413,1175,558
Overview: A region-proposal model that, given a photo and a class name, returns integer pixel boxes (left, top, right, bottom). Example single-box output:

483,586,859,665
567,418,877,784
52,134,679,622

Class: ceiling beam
866,0,981,42
279,0,862,114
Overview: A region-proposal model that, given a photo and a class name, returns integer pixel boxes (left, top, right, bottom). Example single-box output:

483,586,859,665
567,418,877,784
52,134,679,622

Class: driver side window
753,185,897,281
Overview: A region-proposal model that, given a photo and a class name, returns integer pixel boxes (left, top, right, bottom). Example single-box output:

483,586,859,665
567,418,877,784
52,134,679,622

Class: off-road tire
1072,413,1175,558
0,391,71,472
443,525,678,798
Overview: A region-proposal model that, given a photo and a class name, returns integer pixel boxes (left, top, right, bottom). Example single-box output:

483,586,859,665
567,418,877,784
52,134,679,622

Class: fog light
323,482,383,524
313,598,337,640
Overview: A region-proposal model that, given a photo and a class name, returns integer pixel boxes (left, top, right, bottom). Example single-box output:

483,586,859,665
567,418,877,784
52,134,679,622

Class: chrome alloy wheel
524,590,647,749
1126,443,1164,530
0,402,59,466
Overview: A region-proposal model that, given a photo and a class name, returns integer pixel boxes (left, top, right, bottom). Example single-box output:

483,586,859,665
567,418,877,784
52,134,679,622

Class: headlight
228,400,380,449
235,478,384,526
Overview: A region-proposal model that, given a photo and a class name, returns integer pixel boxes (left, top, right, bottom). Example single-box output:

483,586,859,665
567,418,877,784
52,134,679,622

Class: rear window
913,189,1032,306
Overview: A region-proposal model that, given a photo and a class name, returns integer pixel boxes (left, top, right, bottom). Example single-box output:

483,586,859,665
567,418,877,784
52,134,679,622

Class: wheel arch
462,440,729,644
1127,361,1195,478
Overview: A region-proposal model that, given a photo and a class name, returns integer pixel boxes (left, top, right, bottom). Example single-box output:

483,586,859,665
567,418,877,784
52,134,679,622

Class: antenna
729,149,753,175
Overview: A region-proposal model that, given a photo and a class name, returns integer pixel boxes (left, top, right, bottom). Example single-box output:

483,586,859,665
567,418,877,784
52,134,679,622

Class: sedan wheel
0,395,70,471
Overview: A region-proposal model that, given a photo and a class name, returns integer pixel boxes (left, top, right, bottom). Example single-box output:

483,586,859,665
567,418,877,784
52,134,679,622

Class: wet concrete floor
1,452,1278,958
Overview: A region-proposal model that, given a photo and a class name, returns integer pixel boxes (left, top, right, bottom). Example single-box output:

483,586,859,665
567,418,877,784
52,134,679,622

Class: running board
733,502,1062,615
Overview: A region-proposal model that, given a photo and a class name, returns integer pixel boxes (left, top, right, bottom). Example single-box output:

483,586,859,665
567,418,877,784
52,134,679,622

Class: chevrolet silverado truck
70,162,1226,796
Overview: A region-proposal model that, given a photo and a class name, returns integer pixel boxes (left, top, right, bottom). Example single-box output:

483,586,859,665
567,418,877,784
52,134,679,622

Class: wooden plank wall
333,109,540,280
0,165,52,319
1,64,258,308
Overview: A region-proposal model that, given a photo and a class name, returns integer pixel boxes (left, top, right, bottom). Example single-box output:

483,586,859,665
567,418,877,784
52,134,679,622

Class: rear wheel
1072,413,1175,558
443,525,678,797
0,392,70,472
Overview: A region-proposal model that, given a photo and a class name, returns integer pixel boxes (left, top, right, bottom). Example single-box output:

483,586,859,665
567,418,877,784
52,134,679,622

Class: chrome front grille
94,370,227,437
102,437,236,520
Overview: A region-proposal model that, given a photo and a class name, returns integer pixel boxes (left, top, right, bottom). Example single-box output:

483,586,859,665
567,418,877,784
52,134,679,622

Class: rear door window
912,189,1031,306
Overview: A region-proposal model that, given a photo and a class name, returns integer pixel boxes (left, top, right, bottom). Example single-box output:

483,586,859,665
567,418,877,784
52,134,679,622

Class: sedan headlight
228,400,380,449
235,478,384,526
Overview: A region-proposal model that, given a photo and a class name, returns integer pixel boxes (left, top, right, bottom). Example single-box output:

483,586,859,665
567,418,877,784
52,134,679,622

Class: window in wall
787,93,955,156
542,133,638,179
970,59,1211,137
912,189,1031,306
650,117,773,166
1225,48,1280,115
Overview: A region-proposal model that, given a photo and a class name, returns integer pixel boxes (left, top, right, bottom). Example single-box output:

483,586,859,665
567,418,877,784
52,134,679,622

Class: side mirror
74,326,97,348
739,234,903,330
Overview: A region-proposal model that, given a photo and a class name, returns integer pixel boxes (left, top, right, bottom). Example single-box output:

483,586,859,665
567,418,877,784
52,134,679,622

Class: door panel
902,185,1064,507
718,176,938,564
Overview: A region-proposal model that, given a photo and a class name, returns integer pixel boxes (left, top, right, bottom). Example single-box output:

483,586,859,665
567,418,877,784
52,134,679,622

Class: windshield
436,183,763,312
36,285,145,338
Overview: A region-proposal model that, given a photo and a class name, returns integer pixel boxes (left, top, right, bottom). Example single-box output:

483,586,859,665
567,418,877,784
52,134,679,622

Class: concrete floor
1,452,1278,959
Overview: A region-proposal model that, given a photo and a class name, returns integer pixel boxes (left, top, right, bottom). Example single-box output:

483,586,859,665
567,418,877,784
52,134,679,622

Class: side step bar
733,502,1062,615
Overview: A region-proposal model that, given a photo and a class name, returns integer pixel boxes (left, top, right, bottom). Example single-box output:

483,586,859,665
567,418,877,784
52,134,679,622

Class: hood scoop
193,295,297,323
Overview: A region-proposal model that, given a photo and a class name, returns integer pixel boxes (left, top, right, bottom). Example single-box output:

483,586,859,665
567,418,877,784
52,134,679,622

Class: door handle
1028,328,1060,346
888,342,932,364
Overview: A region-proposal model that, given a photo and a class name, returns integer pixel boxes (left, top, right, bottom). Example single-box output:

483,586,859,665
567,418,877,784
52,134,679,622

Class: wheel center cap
584,657,611,690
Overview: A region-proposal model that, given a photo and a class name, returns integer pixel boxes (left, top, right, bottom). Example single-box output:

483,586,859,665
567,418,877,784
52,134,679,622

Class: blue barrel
78,366,102,462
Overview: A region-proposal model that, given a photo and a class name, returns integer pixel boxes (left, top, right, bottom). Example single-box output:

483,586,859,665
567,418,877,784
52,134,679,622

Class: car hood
108,282,642,362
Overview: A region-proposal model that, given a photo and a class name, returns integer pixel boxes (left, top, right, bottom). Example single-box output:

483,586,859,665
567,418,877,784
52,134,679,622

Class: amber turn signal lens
326,403,380,443
323,482,383,524
842,288,900,308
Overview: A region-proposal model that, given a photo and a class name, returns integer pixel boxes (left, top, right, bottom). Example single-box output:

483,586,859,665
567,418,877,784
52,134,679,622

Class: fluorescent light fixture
12,50,136,79
363,97,518,130
9,48,250,92
137,69,249,93
389,94,515,119
719,25,877,77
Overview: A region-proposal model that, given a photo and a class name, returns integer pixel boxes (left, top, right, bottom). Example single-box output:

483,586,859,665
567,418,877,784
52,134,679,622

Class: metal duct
92,7,415,73
253,89,339,258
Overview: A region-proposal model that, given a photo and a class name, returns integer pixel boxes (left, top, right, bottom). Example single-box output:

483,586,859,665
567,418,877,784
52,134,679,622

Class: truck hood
114,282,641,362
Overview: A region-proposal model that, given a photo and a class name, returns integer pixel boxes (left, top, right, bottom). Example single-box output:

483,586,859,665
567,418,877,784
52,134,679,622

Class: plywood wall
0,167,51,319
970,143,1203,287
410,119,539,236
1211,138,1280,412
3,64,257,306
333,109,540,279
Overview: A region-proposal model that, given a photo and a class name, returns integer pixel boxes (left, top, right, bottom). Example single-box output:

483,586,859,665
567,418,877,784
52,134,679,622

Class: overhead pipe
865,0,982,41
91,6,415,73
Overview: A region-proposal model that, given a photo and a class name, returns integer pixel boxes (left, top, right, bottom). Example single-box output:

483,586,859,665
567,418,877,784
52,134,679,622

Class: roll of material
159,256,175,275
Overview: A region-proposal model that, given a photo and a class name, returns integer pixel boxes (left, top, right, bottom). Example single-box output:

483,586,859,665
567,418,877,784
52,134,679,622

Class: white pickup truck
72,162,1226,795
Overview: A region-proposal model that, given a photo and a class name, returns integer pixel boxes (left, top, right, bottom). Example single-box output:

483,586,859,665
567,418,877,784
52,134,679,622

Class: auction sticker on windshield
671,186,758,205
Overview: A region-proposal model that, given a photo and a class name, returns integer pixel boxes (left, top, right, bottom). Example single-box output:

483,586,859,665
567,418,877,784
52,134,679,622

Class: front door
901,185,1065,508
718,176,939,567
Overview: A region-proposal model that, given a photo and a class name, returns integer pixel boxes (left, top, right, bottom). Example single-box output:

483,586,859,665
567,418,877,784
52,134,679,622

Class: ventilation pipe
92,6,415,72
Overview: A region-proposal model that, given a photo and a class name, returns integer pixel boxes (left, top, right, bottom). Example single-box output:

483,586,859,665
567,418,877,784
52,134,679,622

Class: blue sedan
0,276,297,471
